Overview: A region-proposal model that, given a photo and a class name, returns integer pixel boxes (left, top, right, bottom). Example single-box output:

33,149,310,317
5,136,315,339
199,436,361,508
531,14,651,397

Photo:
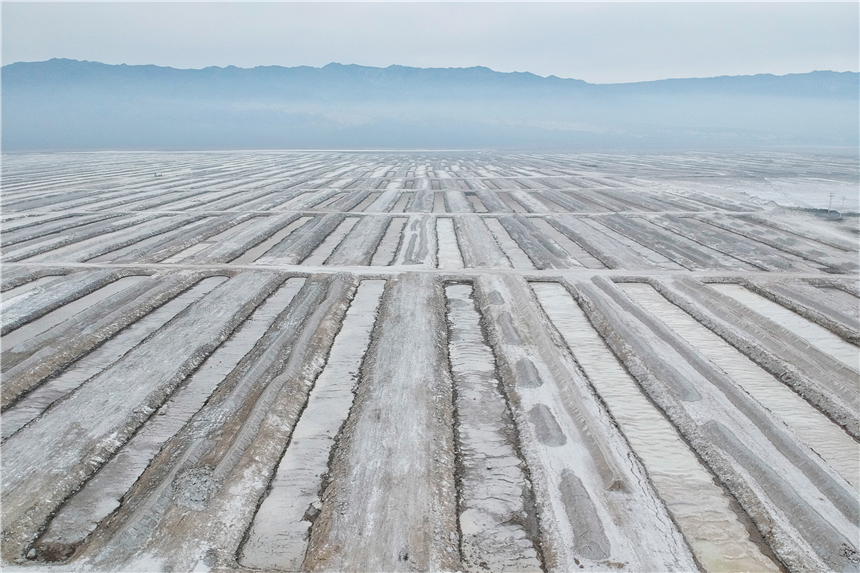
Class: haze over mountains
2,59,858,151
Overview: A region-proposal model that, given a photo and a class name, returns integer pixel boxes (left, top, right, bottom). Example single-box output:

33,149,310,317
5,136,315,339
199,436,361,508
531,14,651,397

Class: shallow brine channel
710,283,860,370
531,281,781,573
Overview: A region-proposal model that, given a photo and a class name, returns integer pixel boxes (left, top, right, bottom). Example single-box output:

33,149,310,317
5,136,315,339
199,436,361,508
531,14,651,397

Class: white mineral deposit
1,151,857,573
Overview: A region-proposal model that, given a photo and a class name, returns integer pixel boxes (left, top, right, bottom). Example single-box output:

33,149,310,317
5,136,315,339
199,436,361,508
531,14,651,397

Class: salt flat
1,151,858,572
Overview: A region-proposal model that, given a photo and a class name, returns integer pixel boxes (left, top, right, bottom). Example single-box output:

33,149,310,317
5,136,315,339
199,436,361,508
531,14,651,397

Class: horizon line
5,58,859,86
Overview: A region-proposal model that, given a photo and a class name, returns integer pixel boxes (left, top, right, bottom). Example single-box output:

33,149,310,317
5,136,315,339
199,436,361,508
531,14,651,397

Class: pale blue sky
3,2,858,83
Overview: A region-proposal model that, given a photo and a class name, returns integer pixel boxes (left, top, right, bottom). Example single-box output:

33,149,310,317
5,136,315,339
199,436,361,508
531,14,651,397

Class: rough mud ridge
1,151,858,573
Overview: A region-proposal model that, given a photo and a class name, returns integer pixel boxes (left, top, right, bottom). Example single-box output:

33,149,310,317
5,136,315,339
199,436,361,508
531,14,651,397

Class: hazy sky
3,2,858,83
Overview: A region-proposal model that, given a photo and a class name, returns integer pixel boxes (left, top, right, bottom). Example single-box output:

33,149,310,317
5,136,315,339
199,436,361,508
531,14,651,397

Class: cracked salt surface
445,284,541,572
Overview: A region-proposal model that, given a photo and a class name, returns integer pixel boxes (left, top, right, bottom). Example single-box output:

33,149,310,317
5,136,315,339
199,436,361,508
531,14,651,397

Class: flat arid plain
1,151,858,573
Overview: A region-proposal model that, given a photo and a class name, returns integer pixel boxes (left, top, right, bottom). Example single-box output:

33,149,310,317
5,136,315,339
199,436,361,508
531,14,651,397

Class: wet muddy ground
1,151,858,572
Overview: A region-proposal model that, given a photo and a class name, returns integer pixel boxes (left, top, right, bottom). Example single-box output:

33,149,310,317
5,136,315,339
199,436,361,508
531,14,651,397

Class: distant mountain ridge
3,59,858,150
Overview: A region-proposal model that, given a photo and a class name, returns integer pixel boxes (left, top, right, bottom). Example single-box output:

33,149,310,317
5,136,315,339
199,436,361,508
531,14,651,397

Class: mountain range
2,59,858,150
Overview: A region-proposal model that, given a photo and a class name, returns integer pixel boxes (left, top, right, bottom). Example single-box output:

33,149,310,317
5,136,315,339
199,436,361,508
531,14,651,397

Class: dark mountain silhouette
2,59,857,150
